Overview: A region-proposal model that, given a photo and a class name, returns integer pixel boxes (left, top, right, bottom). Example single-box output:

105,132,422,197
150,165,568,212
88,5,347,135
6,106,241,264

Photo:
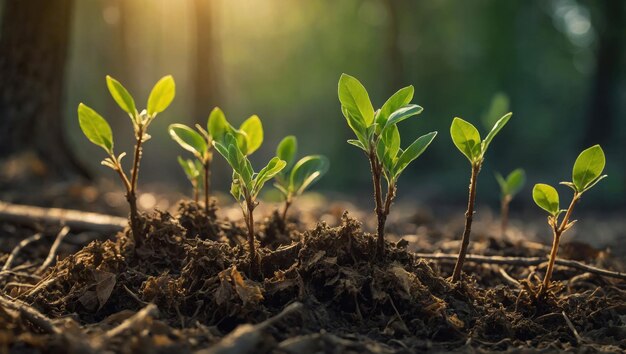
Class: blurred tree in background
1,0,624,207
0,0,88,177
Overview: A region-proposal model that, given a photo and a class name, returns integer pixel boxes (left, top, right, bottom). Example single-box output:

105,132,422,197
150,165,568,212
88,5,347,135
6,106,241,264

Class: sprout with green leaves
495,168,525,235
177,156,203,203
532,145,607,298
449,112,512,282
338,74,438,257
78,75,175,244
210,110,286,278
168,110,220,212
274,136,329,222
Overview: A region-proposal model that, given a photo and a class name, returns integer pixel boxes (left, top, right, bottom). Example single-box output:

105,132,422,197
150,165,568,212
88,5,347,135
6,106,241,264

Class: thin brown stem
539,193,579,296
203,157,211,213
245,193,259,279
500,195,511,235
452,163,481,282
127,125,144,245
281,197,292,223
192,180,199,203
368,149,385,257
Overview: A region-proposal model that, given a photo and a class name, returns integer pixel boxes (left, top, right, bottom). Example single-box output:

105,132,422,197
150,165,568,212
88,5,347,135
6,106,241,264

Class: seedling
177,156,203,202
78,75,175,244
449,113,512,281
533,145,606,297
495,168,525,234
274,136,329,222
338,74,437,257
209,109,286,278
169,112,216,212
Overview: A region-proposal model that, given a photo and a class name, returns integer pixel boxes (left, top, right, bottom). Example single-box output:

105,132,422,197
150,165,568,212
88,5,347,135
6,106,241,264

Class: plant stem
500,194,511,235
452,163,481,282
281,196,292,223
368,149,385,258
244,193,259,279
127,125,144,245
203,157,211,213
539,192,579,296
192,181,199,203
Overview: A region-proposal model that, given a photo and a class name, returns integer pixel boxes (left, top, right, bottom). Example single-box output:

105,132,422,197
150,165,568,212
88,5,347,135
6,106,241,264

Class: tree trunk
0,0,88,178
582,1,625,147
384,0,403,91
192,0,221,121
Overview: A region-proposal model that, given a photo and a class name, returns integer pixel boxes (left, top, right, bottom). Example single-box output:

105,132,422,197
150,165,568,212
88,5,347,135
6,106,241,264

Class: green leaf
342,106,369,147
377,125,400,173
78,103,114,154
495,172,507,193
212,140,230,163
450,117,481,163
290,155,330,195
168,124,207,158
276,135,297,170
481,112,512,155
106,76,136,116
239,115,263,155
572,145,606,192
177,156,200,181
147,75,175,115
253,157,287,196
532,183,560,216
481,92,510,130
384,104,423,129
505,168,525,197
393,131,437,177
347,139,366,151
377,86,414,127
338,73,375,126
207,107,230,142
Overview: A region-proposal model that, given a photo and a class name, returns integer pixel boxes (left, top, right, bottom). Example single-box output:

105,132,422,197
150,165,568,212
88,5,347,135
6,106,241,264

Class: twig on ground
0,294,61,334
2,232,43,271
414,253,626,281
0,201,126,233
101,303,159,340
197,302,303,354
35,226,70,275
123,284,149,306
562,311,582,345
497,267,521,288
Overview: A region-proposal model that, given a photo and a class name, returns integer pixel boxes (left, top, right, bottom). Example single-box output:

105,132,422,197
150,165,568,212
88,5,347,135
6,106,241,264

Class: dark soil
1,200,625,353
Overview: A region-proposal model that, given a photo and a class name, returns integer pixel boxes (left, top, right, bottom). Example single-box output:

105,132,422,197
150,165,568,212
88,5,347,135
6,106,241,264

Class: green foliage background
64,0,626,207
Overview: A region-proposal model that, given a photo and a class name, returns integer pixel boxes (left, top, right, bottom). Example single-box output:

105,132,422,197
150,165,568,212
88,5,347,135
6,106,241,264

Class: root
2,232,43,271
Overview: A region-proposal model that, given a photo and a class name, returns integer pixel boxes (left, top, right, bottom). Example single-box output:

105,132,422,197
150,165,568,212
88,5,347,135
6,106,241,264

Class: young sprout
177,156,203,202
449,113,512,281
338,74,438,257
533,145,606,298
78,75,175,244
168,112,216,212
274,135,329,222
209,109,286,278
495,168,525,234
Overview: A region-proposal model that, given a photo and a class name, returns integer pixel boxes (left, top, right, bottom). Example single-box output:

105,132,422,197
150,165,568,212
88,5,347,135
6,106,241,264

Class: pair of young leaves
533,145,606,216
338,74,437,181
496,168,525,200
78,75,175,166
450,113,512,167
203,111,286,202
274,136,329,200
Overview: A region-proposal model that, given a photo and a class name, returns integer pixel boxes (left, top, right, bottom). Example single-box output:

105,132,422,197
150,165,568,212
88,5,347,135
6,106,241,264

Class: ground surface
1,191,625,354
